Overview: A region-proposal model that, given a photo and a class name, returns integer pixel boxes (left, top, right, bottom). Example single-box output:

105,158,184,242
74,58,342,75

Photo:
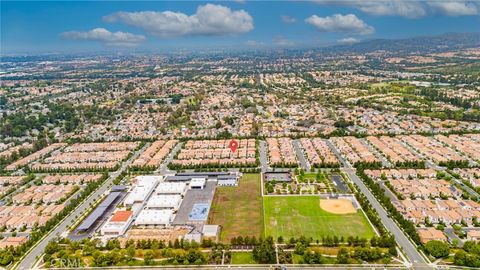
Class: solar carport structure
76,191,123,233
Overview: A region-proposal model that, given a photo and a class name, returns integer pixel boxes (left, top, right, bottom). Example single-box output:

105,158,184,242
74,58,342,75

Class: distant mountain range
328,32,480,54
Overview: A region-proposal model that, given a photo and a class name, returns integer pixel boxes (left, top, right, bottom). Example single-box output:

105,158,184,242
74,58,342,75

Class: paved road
17,143,150,270
360,138,392,168
434,137,479,168
156,141,183,175
325,140,350,168
378,181,399,201
342,168,429,268
399,141,444,171
256,104,267,117
403,140,480,199
448,174,479,200
292,139,310,171
326,141,430,269
443,228,464,248
259,140,270,172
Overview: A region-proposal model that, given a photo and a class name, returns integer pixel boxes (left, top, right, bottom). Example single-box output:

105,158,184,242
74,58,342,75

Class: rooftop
110,210,133,223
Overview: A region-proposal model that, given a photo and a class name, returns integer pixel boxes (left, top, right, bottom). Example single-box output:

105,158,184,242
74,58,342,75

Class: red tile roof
110,210,132,222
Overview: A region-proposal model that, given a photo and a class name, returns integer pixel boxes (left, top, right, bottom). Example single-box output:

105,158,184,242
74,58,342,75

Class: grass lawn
231,252,257,264
292,254,337,264
263,196,375,241
302,172,326,181
208,173,263,242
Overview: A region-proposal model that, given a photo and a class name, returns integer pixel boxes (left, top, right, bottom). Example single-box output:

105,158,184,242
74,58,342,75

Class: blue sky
1,1,480,53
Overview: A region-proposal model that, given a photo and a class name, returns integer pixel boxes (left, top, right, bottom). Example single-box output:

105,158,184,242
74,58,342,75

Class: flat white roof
190,178,206,187
135,209,173,225
146,194,182,209
202,225,219,236
124,175,159,205
156,182,187,194
101,222,128,232
137,175,163,183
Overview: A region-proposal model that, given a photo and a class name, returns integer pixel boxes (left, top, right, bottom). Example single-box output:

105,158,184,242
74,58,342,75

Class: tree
186,249,204,264
388,245,398,257
0,250,13,266
302,248,323,264
294,242,307,255
144,249,154,265
277,236,284,243
45,241,60,255
336,248,350,264
425,240,450,258
253,237,276,263
127,243,136,261
81,241,95,256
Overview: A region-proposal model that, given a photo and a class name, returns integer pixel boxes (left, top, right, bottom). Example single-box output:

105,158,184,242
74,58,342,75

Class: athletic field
263,196,375,240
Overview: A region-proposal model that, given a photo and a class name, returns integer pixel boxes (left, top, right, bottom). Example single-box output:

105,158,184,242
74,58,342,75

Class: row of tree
0,173,108,266
357,170,422,245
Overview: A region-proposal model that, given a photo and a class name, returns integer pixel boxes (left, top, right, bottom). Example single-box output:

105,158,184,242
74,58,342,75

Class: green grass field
208,174,263,242
263,196,375,240
231,252,256,264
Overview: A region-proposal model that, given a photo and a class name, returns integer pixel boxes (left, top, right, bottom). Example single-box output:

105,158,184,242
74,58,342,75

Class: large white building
135,209,174,226
155,182,187,195
190,178,206,189
124,175,160,206
146,194,182,210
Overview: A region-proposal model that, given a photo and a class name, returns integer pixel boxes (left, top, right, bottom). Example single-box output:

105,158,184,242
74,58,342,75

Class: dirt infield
320,199,356,214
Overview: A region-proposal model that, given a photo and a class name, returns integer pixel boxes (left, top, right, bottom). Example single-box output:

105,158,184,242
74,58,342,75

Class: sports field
208,173,263,242
263,196,375,240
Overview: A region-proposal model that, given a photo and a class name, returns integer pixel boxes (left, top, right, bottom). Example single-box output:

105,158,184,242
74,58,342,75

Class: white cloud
352,1,426,18
338,37,359,44
60,28,145,47
312,0,426,18
305,14,374,35
428,1,479,16
103,4,254,37
312,0,479,18
281,15,297,24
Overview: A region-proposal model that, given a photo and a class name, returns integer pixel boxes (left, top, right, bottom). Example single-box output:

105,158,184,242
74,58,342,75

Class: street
292,139,310,171
360,138,392,168
259,140,270,172
342,168,429,268
326,140,430,269
156,141,183,175
16,143,151,270
401,140,479,199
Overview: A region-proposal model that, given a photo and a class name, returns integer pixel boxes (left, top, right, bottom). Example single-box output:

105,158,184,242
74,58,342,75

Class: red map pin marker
229,139,239,153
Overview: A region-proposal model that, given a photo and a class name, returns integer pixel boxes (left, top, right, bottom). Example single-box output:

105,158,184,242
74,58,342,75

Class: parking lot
173,181,217,231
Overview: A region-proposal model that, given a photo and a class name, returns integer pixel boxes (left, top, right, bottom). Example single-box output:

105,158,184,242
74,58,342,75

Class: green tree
144,249,154,265
127,244,136,261
253,237,276,264
425,240,450,258
336,248,350,264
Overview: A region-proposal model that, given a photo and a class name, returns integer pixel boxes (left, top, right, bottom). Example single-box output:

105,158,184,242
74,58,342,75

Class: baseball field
263,196,375,240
